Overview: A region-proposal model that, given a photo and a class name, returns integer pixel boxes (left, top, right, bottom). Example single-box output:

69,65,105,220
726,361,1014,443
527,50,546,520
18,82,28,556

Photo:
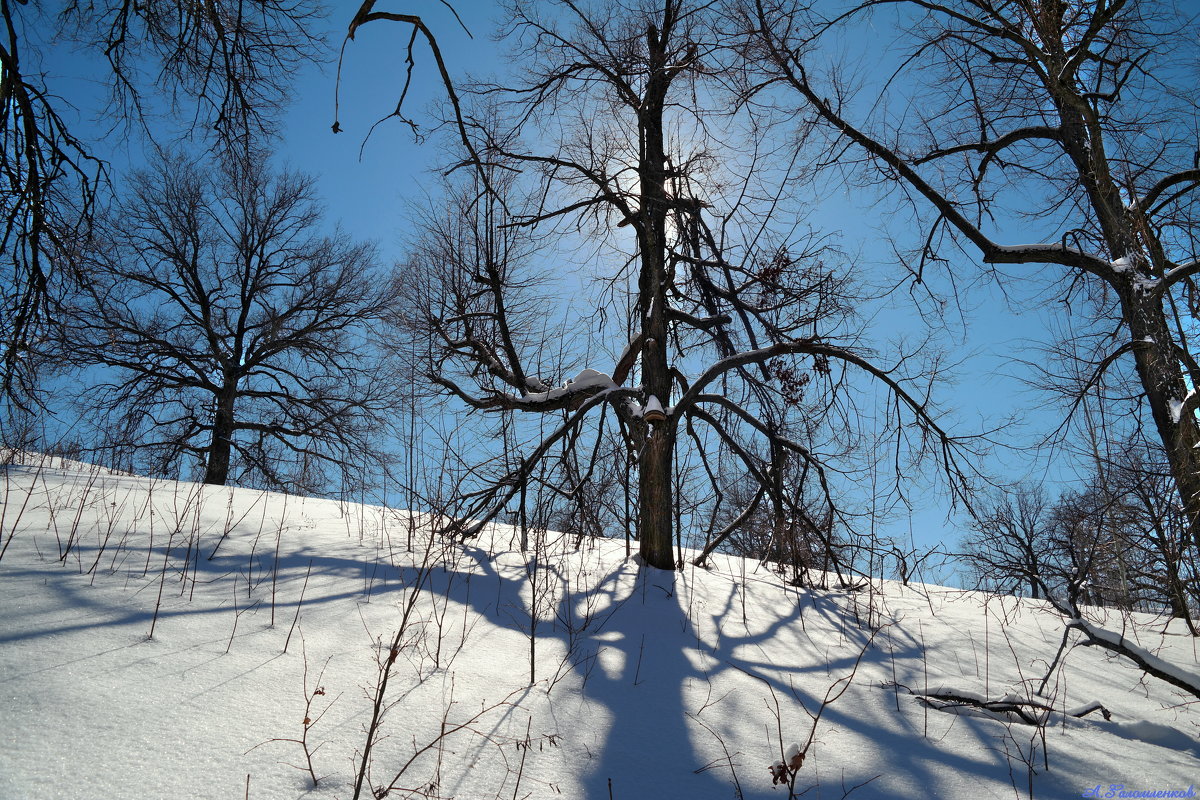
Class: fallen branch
905,685,1112,726
1064,617,1200,701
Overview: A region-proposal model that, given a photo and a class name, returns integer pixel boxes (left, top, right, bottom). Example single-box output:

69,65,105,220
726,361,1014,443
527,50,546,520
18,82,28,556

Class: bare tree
0,0,323,402
1033,479,1200,699
392,0,973,571
57,151,397,493
961,484,1055,600
1104,444,1199,628
1020,308,1200,621
962,481,1134,607
963,458,1199,630
1047,484,1138,608
740,0,1200,553
706,465,842,585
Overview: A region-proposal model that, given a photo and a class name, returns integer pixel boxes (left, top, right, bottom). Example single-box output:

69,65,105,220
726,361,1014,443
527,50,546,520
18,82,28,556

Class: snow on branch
1128,168,1200,216
983,243,1113,276
431,368,621,413
906,685,1111,726
1156,258,1200,295
442,387,637,539
1063,617,1200,701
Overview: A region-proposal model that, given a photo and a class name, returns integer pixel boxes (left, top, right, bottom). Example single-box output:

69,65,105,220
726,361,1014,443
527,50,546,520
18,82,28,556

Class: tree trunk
204,383,237,485
1054,93,1200,556
1123,291,1200,554
1165,563,1195,633
639,423,676,568
632,21,680,570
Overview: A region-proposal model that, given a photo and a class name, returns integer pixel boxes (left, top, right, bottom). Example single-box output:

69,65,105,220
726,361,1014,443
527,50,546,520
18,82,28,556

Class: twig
283,560,313,655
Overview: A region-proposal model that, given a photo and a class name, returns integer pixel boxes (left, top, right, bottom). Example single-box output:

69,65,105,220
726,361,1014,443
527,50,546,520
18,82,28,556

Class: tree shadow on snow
438,543,1036,800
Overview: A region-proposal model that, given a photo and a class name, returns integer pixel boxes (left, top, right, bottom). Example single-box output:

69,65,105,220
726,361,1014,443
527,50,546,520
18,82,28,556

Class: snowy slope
1,459,1197,799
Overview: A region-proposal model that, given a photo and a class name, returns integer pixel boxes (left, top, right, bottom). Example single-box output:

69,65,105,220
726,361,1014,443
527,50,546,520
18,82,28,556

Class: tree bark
204,381,237,485
635,21,678,570
1055,93,1200,554
638,422,676,568
1122,290,1200,552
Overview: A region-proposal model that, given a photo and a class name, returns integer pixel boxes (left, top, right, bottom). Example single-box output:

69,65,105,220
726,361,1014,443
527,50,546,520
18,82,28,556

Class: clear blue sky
294,2,1079,567
40,0,1081,573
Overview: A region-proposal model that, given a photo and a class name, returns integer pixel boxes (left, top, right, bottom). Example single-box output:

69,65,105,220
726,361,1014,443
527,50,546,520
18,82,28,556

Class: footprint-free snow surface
1,459,1197,799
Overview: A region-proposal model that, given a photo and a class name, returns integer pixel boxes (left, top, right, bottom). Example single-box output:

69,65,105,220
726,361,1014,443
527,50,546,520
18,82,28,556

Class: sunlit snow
1,457,1196,799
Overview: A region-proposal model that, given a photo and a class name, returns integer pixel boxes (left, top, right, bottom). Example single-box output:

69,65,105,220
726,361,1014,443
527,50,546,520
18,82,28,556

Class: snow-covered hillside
1,459,1196,799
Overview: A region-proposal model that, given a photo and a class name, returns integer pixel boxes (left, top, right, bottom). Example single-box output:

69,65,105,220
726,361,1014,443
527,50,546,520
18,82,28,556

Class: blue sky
280,1,507,246
291,2,1078,563
37,0,1084,570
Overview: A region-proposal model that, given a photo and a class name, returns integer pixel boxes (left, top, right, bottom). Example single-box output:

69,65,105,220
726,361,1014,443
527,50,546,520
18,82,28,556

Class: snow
513,368,617,405
2,460,1199,799
1169,391,1195,424
1102,719,1200,757
1069,616,1200,693
0,448,133,476
1162,259,1200,287
923,685,988,703
566,368,615,390
1067,700,1110,718
1133,276,1159,294
641,394,666,420
1105,255,1161,293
